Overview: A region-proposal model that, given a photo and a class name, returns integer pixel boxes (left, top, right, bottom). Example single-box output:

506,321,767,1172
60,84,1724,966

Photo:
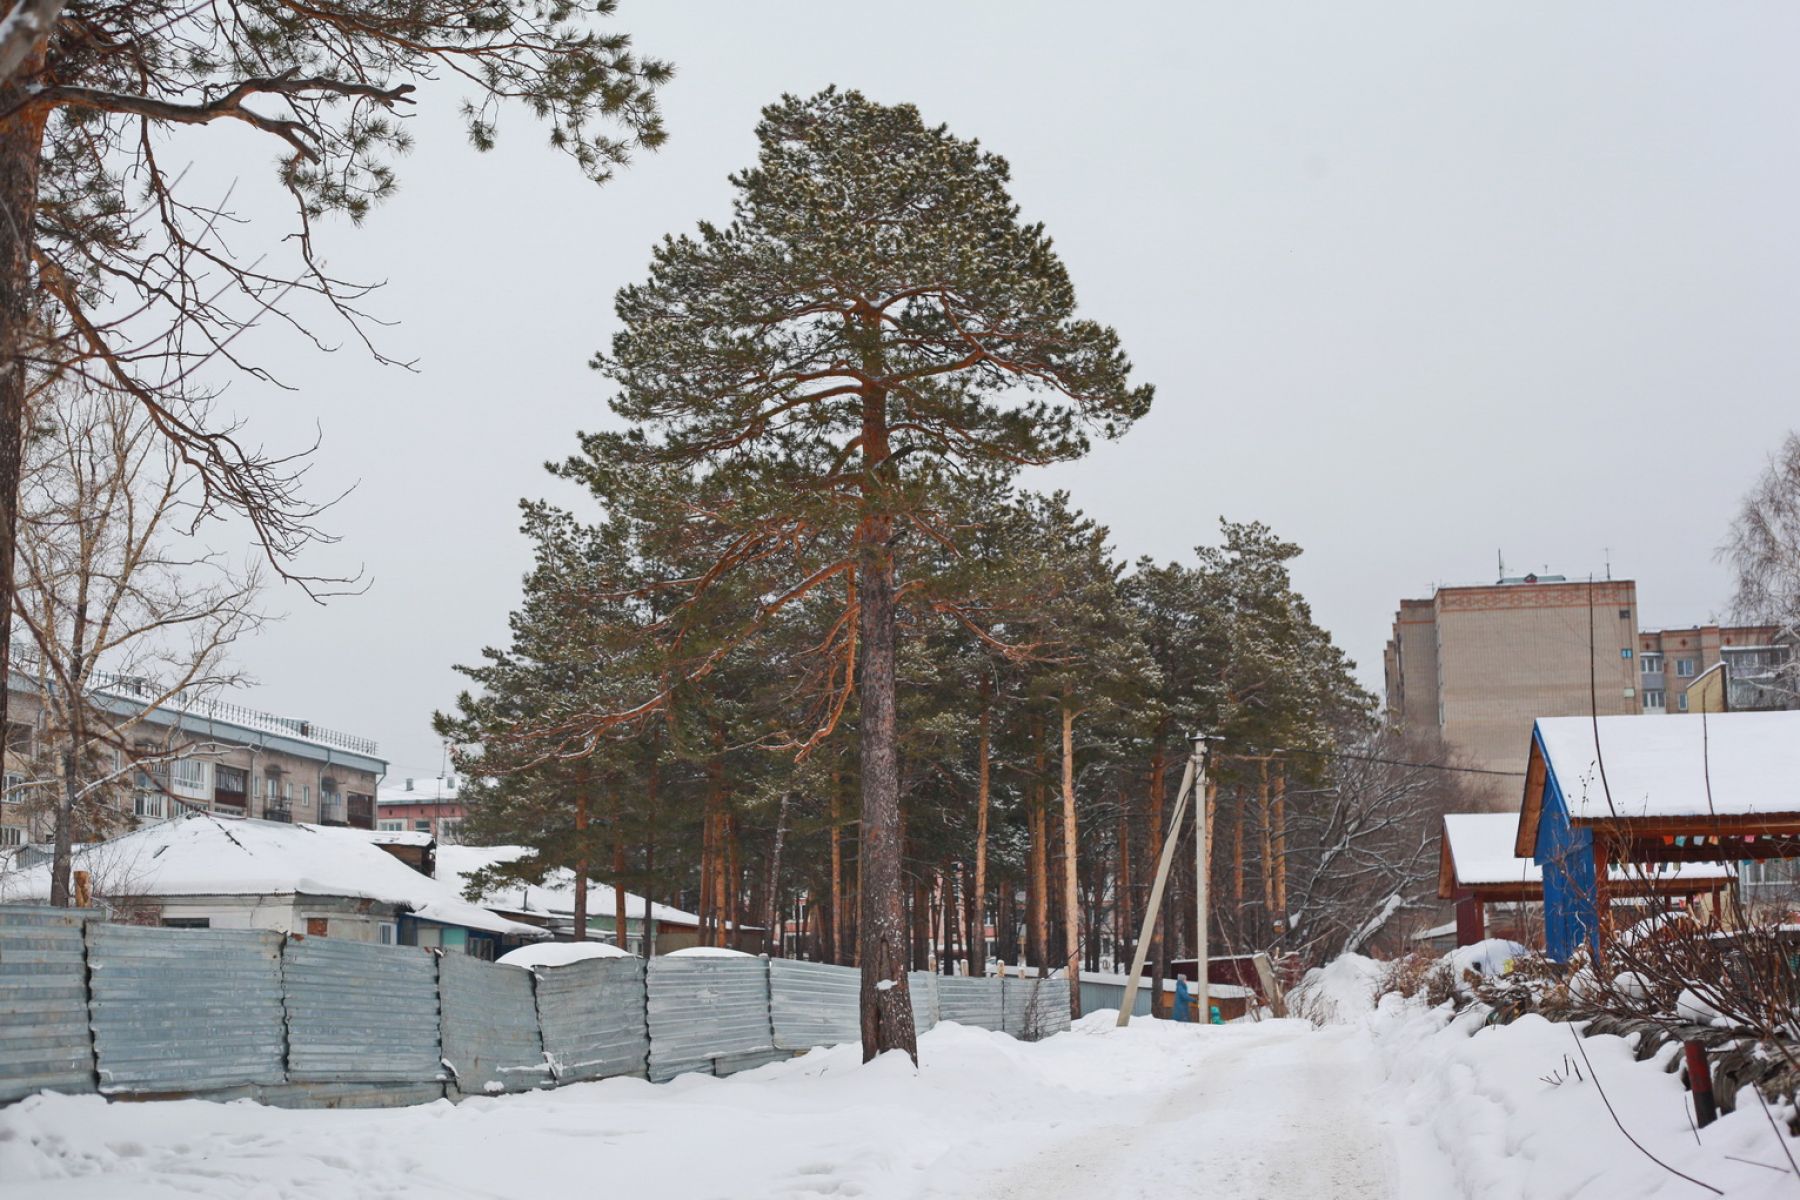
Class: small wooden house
1514,711,1800,960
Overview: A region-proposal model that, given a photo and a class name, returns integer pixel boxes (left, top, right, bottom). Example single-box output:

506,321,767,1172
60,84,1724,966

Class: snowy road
0,1016,1414,1200
955,1023,1397,1200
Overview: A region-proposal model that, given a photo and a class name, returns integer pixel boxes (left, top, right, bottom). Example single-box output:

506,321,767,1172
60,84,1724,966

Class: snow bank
1447,938,1527,979
1289,952,1385,1025
1374,995,1800,1199
497,941,632,969
665,946,754,958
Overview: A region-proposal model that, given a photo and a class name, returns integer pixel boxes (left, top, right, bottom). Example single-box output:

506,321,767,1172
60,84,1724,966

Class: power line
1253,743,1528,779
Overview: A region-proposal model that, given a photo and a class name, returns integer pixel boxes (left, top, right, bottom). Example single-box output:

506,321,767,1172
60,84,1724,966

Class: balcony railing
7,641,380,757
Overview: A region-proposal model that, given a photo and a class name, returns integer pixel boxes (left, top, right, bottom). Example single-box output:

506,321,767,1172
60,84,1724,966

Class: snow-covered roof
1532,712,1800,822
379,775,464,805
338,827,435,849
1444,811,1729,892
437,844,702,928
497,941,632,969
0,815,543,938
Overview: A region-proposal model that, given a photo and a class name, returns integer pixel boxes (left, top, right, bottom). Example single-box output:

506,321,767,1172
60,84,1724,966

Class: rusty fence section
0,905,1079,1111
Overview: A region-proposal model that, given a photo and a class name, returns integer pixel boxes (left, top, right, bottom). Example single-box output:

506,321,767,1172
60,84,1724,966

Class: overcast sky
196,2,1800,779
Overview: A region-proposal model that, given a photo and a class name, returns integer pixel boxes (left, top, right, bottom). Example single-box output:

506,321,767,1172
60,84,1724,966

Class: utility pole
1117,734,1213,1028
1193,734,1210,1026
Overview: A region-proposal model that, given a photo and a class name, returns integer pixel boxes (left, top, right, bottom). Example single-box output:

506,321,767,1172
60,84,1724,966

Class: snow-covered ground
5,967,1800,1199
0,1016,1396,1200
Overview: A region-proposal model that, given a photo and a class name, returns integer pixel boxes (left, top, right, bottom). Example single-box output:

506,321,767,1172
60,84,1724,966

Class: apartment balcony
346,794,375,830
263,803,293,824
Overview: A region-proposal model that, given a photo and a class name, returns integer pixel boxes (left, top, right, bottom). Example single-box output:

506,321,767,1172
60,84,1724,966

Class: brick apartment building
377,774,467,843
1385,573,1793,807
1635,624,1790,714
1385,575,1639,803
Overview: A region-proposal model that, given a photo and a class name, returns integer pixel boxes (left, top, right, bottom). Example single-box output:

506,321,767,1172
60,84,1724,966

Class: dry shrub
1381,952,1460,1008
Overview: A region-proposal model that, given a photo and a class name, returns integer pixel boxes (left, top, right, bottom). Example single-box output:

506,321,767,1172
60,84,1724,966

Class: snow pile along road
0,1014,1400,1200
1304,953,1800,1200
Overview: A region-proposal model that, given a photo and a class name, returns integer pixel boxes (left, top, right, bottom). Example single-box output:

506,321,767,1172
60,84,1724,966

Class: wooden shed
1439,811,1727,949
1514,711,1800,960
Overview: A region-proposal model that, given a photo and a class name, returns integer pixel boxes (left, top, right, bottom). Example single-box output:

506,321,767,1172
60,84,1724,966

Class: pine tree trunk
1260,759,1274,935
612,789,627,951
0,42,49,744
969,681,990,975
1116,801,1131,972
855,498,917,1061
643,763,658,958
1028,716,1049,974
1146,745,1166,1016
765,791,789,956
830,771,844,965
1060,701,1081,1018
572,780,589,941
1273,765,1288,932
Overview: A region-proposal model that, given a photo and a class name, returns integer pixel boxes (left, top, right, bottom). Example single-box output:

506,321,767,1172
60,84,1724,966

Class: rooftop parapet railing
6,642,379,758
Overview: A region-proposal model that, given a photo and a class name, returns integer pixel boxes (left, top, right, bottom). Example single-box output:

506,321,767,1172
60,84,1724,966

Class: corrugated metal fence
0,905,1074,1111
0,905,95,1103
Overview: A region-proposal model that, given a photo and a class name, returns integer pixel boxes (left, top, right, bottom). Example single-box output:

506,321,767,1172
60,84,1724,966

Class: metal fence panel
1039,979,1072,1036
1000,975,1071,1040
906,971,937,1036
284,937,442,1084
256,1081,446,1109
646,956,772,1083
0,906,95,1103
936,976,1002,1030
532,957,648,1083
769,959,860,1051
86,924,285,1095
439,954,550,1095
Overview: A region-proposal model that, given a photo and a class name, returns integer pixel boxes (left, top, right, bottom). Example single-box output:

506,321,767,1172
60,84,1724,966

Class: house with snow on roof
438,844,740,954
1513,711,1800,960
0,815,546,958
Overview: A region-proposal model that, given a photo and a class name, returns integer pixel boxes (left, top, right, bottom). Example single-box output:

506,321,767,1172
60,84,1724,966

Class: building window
305,917,329,937
0,825,24,848
5,720,33,754
160,917,211,929
3,770,22,800
169,758,209,796
379,922,396,945
1620,648,1632,659
414,820,431,833
1675,658,1698,677
437,817,463,845
1641,653,1663,674
1643,689,1665,709
133,792,165,819
1677,692,1690,711
378,819,404,832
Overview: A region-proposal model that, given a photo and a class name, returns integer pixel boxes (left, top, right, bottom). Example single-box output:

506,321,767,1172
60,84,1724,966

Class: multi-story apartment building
1385,573,1796,807
377,774,467,843
1384,574,1640,805
1,666,386,848
1634,624,1791,714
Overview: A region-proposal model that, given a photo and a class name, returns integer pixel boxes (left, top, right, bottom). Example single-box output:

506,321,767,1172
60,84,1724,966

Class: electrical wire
1247,743,1528,779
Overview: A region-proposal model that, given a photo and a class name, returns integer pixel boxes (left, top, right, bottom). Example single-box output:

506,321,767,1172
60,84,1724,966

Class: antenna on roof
1497,549,1505,584
1604,546,1612,581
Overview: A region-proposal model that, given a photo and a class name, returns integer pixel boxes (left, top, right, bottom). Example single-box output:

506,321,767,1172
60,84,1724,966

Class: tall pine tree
577,89,1152,1058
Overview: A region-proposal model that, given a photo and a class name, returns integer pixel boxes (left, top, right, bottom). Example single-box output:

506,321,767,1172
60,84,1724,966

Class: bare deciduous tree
10,386,261,904
1722,430,1800,704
